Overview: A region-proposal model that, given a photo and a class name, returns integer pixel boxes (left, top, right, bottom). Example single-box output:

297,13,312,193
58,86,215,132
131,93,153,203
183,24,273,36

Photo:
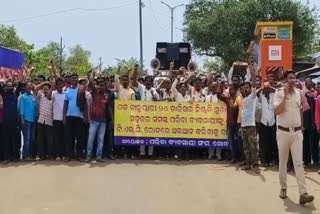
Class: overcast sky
0,0,319,70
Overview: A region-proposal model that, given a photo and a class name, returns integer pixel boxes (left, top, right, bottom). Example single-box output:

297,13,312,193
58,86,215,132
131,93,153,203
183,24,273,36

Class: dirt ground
0,160,319,214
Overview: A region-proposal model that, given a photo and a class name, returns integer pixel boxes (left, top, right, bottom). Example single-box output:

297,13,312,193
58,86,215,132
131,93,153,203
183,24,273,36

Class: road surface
0,160,319,214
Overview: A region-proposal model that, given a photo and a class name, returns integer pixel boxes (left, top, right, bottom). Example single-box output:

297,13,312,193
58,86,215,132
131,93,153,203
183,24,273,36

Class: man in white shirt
138,75,160,158
206,82,222,160
227,61,251,85
115,68,136,159
52,78,65,160
258,82,277,166
190,77,205,102
274,71,314,204
240,67,259,173
171,78,191,160
171,79,191,102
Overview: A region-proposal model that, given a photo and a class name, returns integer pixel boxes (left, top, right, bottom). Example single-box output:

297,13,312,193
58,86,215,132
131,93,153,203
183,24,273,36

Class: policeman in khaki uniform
274,70,314,205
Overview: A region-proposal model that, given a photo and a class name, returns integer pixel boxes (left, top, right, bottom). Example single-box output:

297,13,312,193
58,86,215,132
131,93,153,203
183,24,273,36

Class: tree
64,45,92,76
0,25,34,65
102,57,147,77
35,41,63,70
203,57,224,72
184,0,319,64
0,25,59,77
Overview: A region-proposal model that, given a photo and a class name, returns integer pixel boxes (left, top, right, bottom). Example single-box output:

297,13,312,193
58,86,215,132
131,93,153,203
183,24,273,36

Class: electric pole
161,2,184,43
139,0,144,72
59,36,64,77
98,57,102,73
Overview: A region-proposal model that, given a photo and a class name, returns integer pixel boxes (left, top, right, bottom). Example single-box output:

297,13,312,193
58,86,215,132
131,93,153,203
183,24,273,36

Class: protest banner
0,46,25,80
114,100,228,148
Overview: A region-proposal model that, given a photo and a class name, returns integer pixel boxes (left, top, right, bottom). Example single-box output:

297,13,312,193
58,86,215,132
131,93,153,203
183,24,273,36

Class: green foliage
35,42,63,70
64,45,92,76
0,25,93,77
0,24,35,65
184,0,319,64
102,57,147,77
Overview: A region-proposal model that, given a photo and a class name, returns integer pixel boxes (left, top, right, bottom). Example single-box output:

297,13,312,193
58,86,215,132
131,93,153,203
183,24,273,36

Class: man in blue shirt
63,73,86,161
20,81,37,160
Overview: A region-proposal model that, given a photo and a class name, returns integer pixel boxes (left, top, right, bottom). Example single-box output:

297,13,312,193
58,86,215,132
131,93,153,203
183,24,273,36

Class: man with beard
302,78,317,167
34,82,54,160
20,81,37,161
239,67,259,173
258,81,277,166
274,71,314,204
207,82,222,160
85,79,109,162
115,67,136,159
1,80,22,163
135,75,159,159
63,73,86,161
171,77,192,160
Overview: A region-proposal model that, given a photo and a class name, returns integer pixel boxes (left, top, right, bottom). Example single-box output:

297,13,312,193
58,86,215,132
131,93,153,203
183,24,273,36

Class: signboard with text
268,45,282,61
256,21,293,80
114,101,228,148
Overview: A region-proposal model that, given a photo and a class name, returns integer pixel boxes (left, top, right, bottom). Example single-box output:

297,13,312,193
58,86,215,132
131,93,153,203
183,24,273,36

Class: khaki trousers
277,129,307,195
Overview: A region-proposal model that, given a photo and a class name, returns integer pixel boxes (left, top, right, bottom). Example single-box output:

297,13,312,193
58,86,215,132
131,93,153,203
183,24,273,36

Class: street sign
268,45,282,61
263,33,276,39
278,32,290,39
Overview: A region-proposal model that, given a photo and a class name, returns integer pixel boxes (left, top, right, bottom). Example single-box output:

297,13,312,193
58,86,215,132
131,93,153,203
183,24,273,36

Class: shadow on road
283,197,317,214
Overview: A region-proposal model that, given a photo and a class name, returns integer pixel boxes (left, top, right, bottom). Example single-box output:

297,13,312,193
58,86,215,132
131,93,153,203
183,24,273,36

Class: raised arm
168,61,174,80
34,81,51,95
251,65,256,88
115,66,121,93
274,87,288,115
245,65,251,83
131,64,139,88
207,71,215,87
228,63,235,84
171,78,179,97
87,70,96,92
48,59,57,80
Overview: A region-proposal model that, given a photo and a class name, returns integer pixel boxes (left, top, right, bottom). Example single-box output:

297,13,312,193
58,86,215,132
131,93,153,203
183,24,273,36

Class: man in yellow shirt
234,87,245,164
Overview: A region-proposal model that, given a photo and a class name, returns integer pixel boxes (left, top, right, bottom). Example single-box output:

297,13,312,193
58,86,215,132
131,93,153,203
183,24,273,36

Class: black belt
278,126,301,132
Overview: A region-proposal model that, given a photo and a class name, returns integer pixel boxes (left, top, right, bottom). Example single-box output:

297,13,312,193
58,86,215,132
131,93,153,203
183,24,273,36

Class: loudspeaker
155,42,191,70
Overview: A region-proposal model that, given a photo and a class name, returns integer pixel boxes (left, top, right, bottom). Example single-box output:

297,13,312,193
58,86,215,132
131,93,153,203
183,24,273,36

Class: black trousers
103,121,113,157
37,123,54,159
0,123,3,160
2,121,20,160
261,124,277,164
53,120,64,158
303,129,318,165
65,116,85,159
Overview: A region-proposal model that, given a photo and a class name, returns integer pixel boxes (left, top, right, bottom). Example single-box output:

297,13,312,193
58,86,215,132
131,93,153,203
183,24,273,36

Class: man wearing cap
274,70,314,204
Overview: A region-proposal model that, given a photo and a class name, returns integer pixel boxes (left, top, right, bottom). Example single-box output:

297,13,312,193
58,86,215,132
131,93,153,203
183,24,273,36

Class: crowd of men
0,61,319,172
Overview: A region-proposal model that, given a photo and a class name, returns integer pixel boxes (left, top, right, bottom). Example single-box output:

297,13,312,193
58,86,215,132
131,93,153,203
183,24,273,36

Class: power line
1,2,138,24
146,0,169,32
145,5,185,24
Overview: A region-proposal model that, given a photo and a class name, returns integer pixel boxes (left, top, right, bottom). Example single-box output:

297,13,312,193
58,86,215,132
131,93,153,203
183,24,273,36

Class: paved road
0,160,319,214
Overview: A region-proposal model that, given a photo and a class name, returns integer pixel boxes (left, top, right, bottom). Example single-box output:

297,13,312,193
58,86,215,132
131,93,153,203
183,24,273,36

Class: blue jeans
86,121,106,159
23,121,34,158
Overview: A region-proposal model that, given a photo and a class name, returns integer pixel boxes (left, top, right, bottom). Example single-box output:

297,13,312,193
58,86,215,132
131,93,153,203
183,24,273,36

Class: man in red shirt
85,79,108,162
